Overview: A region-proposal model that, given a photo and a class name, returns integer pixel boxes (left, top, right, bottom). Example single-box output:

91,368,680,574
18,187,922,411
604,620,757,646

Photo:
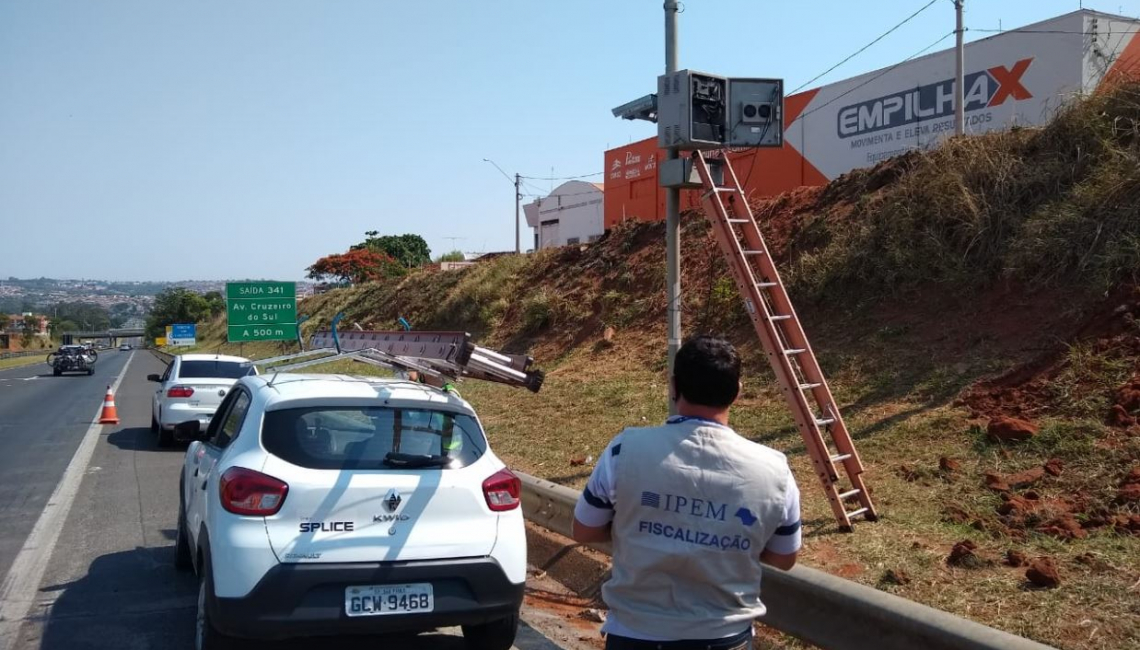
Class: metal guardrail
150,348,174,364
518,472,1056,650
0,349,49,361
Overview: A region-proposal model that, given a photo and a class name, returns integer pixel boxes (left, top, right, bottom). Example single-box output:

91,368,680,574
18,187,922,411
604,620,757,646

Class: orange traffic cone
99,386,120,424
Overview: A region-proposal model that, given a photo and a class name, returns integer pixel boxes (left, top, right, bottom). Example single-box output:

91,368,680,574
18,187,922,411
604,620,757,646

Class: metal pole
954,0,965,136
514,173,522,254
664,0,681,414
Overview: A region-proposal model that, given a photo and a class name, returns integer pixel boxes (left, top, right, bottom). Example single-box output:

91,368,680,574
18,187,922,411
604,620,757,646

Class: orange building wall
603,89,826,230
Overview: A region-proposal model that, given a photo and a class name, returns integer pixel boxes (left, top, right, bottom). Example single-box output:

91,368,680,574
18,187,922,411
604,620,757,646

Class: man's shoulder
726,434,791,470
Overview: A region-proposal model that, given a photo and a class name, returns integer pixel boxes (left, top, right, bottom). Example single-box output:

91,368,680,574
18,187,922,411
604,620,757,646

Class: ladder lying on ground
257,313,545,393
693,150,877,531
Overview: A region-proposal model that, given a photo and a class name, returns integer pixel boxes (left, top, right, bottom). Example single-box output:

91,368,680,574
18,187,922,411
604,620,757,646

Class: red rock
947,540,984,567
897,465,920,482
1004,467,1046,489
1109,404,1135,427
880,568,911,586
942,505,972,524
1026,557,1061,588
1037,515,1087,540
1043,458,1064,477
939,456,961,472
997,494,1034,516
987,416,1038,443
1005,549,1028,567
984,472,1011,492
1117,483,1140,504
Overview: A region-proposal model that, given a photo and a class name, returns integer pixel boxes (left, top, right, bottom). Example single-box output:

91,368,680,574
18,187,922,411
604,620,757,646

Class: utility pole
664,0,681,414
515,173,522,254
954,0,965,136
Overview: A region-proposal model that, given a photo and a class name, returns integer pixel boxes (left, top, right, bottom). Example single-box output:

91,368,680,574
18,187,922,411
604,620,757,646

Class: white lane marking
0,351,135,649
19,377,35,382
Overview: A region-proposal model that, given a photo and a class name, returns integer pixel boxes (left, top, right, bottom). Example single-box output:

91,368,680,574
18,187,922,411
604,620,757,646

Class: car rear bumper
210,557,525,640
159,405,215,434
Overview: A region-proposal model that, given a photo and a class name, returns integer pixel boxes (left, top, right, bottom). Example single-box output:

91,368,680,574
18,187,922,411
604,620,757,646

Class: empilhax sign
837,59,1033,138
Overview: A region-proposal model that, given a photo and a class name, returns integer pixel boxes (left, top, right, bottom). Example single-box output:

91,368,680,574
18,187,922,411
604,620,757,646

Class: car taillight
167,386,195,398
482,468,521,512
219,467,288,516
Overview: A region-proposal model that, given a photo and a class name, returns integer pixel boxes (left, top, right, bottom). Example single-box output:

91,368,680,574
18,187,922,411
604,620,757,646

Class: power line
801,30,957,120
790,0,940,94
519,171,603,181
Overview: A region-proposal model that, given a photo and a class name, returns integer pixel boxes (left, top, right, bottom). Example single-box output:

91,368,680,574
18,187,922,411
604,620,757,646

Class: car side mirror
174,420,208,441
147,374,161,382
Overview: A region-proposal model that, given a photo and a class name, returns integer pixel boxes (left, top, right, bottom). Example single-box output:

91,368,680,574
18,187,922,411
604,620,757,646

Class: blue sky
2,0,1137,281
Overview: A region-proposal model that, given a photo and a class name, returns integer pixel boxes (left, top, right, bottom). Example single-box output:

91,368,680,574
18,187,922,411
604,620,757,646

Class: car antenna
268,370,279,387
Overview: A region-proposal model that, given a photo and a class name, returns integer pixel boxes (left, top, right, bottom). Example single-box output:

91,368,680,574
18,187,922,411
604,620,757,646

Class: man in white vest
572,336,801,650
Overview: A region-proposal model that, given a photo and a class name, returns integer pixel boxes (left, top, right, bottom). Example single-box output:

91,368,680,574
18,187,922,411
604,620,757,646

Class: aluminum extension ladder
693,150,877,531
256,314,544,393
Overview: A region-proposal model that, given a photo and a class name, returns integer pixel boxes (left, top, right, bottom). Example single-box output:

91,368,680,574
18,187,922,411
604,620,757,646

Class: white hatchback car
172,373,526,650
149,354,257,447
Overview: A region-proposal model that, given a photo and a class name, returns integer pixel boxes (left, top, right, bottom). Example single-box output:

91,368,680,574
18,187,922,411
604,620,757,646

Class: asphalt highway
0,351,595,650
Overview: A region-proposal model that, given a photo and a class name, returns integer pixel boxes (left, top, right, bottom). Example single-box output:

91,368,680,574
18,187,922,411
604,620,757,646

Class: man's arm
571,519,612,544
760,548,797,571
760,470,801,571
571,436,620,544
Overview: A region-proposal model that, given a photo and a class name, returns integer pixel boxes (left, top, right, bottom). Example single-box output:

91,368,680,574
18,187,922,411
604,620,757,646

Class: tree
306,249,403,284
49,302,111,332
203,291,226,317
145,288,213,339
436,250,466,263
21,315,38,346
354,232,431,268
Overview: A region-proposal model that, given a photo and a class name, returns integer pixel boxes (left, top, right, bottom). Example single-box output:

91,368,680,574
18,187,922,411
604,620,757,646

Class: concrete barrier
150,349,174,364
518,471,1057,650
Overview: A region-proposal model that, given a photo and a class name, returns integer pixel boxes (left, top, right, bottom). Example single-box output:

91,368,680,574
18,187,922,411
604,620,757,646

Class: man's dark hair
673,335,741,408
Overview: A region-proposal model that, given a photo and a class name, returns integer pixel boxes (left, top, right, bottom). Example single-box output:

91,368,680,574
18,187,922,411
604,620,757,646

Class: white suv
173,373,526,650
149,354,257,447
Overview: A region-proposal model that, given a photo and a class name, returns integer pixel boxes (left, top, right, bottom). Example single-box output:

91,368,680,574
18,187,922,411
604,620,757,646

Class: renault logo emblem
384,489,402,512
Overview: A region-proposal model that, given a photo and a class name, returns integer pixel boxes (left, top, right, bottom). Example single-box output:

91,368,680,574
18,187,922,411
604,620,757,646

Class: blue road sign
171,324,196,339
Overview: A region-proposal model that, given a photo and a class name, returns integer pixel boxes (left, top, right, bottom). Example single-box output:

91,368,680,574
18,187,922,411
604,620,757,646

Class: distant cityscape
0,277,316,316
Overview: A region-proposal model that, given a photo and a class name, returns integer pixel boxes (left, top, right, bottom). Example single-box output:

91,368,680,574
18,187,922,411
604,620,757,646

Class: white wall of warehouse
523,181,604,250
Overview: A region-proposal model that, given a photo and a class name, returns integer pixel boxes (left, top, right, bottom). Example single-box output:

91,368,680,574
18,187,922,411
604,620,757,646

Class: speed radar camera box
658,70,729,149
728,78,784,148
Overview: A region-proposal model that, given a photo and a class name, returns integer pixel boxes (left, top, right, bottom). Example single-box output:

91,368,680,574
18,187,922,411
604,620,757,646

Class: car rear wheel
157,422,173,448
462,612,519,650
175,498,192,571
196,567,235,650
151,414,159,435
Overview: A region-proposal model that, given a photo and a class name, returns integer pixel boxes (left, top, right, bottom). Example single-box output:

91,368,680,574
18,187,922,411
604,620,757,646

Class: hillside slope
188,85,1140,649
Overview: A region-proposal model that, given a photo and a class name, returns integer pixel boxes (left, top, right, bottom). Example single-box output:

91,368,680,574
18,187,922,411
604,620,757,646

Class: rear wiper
382,452,450,469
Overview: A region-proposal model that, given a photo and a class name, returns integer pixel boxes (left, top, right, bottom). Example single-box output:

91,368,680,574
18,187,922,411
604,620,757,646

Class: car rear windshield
179,360,255,379
262,406,487,470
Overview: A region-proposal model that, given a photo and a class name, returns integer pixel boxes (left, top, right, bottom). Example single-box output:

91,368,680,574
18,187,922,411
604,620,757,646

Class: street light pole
664,0,681,414
483,158,523,255
954,0,965,136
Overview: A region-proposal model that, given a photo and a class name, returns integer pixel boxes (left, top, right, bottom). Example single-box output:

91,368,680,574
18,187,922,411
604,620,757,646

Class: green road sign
227,324,300,343
226,282,298,342
226,298,297,326
226,281,296,301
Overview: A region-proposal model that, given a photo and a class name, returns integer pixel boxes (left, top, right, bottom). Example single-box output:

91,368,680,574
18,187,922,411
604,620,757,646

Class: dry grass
460,338,1139,650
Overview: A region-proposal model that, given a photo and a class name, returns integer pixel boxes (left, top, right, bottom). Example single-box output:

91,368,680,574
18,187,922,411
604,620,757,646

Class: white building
523,181,604,249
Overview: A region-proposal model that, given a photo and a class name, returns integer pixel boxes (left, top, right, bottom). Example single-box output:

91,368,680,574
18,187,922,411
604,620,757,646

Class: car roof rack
256,313,545,393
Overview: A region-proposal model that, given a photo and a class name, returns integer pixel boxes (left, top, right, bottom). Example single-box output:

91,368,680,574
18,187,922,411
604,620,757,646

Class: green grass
0,354,48,371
